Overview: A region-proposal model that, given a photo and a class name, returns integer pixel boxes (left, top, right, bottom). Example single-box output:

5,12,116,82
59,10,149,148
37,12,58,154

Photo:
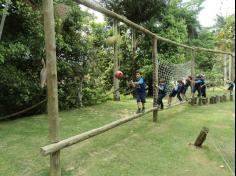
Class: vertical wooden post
113,19,120,101
152,37,158,122
224,55,228,82
190,49,195,77
42,0,60,176
228,54,232,81
0,14,7,40
132,28,137,82
231,54,235,82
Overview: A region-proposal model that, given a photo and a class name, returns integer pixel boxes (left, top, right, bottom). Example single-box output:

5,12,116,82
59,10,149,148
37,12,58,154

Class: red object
115,71,124,79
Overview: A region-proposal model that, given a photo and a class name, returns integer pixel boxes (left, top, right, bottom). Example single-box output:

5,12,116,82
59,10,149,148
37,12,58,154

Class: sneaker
136,108,141,114
141,108,145,113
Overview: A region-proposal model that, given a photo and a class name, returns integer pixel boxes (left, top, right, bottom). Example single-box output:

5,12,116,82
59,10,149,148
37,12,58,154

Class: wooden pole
231,54,235,82
42,0,60,175
41,107,158,156
228,55,232,81
0,13,7,40
194,127,209,147
224,55,228,82
191,49,195,77
113,19,120,101
132,28,137,84
75,0,233,56
152,37,158,122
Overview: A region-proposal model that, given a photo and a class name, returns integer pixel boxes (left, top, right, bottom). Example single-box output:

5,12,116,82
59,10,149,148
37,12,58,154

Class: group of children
131,70,234,113
156,75,206,109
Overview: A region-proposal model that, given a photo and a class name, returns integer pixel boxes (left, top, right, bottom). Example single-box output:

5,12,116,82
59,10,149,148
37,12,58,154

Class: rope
208,134,235,176
0,99,46,120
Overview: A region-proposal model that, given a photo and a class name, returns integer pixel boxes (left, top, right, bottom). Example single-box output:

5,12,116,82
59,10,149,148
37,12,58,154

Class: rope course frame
41,0,234,175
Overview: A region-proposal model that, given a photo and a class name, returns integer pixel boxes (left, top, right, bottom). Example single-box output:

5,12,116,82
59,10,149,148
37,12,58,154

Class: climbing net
158,59,192,82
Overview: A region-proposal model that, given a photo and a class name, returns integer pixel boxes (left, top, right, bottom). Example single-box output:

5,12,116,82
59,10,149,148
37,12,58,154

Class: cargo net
158,59,192,82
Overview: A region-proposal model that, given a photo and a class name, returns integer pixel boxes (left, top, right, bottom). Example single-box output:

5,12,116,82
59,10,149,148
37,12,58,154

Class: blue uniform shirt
135,77,146,94
158,83,166,95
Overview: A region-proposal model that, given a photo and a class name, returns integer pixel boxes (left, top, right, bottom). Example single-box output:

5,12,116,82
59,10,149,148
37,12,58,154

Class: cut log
194,127,209,147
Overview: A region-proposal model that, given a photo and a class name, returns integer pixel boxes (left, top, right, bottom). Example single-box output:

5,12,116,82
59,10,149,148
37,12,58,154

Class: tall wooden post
191,49,195,77
231,54,235,82
132,28,137,80
152,37,158,122
224,55,228,82
228,54,232,81
42,0,60,176
113,19,120,101
0,14,6,40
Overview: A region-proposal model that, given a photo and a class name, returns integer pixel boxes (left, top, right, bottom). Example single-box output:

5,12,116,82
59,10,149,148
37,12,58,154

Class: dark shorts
169,89,177,97
136,92,146,103
228,86,234,91
180,86,186,94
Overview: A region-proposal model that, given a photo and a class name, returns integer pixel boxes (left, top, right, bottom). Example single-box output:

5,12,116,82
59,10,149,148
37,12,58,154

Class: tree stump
215,95,219,102
230,94,233,101
202,97,207,105
194,127,209,147
193,97,197,104
209,97,214,104
213,96,217,104
220,96,223,102
223,94,227,101
198,97,202,105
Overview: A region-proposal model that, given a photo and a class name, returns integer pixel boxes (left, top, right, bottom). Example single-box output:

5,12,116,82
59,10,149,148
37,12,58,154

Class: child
200,74,206,97
227,80,234,95
181,76,192,100
156,79,167,109
168,80,183,106
192,76,202,98
131,70,146,113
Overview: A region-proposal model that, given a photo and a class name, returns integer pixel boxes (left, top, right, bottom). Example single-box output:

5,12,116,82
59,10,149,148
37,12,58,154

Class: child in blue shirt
131,70,146,113
156,79,167,109
200,75,206,97
168,80,183,106
227,80,234,95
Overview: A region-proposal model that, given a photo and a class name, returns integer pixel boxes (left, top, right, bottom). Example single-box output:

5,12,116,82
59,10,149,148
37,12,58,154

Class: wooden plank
42,0,60,175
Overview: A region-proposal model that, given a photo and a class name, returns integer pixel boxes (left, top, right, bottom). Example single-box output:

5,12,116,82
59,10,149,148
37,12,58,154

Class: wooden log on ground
202,97,207,105
230,94,233,101
215,95,219,102
194,127,209,147
198,97,202,105
193,97,197,104
213,96,217,104
220,96,223,102
41,107,158,156
188,98,193,105
223,94,227,101
209,97,213,104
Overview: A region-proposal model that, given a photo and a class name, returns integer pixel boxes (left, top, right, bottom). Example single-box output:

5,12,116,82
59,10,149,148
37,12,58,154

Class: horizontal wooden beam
41,107,158,156
76,0,233,56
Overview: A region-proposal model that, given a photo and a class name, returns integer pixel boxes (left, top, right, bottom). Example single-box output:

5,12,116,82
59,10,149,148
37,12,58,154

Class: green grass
0,90,234,176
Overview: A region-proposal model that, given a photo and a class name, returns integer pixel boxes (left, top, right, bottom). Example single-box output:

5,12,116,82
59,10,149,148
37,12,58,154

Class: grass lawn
0,89,234,176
